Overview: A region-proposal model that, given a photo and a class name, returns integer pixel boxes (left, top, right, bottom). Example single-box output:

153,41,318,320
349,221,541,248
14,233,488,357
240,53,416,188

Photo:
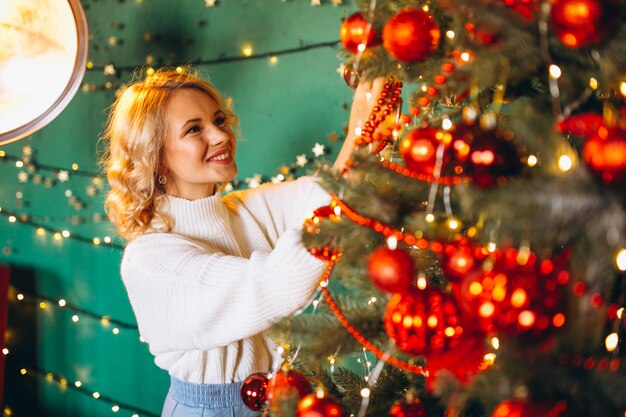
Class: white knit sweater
121,176,330,384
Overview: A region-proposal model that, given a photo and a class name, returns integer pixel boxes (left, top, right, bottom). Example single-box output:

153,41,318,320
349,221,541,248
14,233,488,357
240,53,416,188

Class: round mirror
0,0,88,146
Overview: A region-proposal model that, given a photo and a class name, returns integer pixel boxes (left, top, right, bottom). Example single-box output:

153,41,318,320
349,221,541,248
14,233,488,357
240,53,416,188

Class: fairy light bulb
53,233,62,241
71,315,79,323
2,348,9,355
527,155,538,167
487,242,497,252
269,56,278,64
617,308,624,320
357,43,366,52
104,236,112,244
74,380,82,387
58,299,66,307
39,302,47,309
589,78,598,90
112,405,120,413
616,248,626,271
71,163,79,171
175,66,184,74
242,45,253,57
549,65,562,79
620,81,626,98
15,161,23,168
92,392,100,399
20,369,27,375
360,387,371,398
36,228,45,236
112,328,120,335
8,216,16,223
417,273,427,290
425,213,435,223
446,30,455,39
491,337,500,350
442,117,453,131
605,333,618,352
558,154,573,172
17,293,24,301
61,230,70,238
483,353,496,365
386,236,398,250
460,52,471,62
93,237,101,245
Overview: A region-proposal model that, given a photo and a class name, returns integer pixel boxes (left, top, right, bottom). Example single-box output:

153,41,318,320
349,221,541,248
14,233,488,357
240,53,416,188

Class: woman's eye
186,125,202,135
214,116,227,127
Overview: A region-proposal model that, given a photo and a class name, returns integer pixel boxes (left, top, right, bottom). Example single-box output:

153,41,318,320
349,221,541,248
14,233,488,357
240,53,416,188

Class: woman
102,68,383,417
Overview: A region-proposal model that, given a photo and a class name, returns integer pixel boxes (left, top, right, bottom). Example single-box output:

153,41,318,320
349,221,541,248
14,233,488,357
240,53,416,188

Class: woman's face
161,88,237,200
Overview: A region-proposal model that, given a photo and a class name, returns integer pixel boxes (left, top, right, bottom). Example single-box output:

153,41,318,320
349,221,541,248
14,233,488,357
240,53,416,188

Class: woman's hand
333,77,387,172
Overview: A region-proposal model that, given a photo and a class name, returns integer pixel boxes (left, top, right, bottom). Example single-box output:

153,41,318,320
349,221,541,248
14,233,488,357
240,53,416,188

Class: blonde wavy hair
101,67,238,241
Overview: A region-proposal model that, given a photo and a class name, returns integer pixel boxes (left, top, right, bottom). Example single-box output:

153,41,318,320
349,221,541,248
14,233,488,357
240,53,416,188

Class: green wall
0,1,354,415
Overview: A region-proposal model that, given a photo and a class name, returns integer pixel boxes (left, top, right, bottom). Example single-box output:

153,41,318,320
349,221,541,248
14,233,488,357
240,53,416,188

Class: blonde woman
102,68,383,417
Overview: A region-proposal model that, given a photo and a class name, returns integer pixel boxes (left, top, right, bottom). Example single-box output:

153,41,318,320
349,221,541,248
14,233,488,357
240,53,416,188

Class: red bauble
240,372,269,411
400,128,451,175
343,62,361,89
382,9,440,62
582,127,626,185
340,12,381,54
550,0,620,48
455,248,570,337
367,246,415,294
454,123,522,187
297,394,345,417
389,397,426,417
267,368,311,403
383,288,466,356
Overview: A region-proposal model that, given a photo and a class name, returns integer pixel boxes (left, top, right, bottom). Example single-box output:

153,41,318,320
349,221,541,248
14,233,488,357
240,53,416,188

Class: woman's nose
205,125,229,146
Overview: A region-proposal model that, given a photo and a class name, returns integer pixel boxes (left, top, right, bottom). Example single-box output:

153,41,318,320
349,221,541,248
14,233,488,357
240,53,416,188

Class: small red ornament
389,396,426,417
550,0,620,48
582,126,626,185
240,372,269,411
384,288,466,356
343,62,361,89
454,123,522,187
267,368,312,404
367,246,415,294
340,12,381,54
400,128,452,176
297,394,345,417
382,9,440,62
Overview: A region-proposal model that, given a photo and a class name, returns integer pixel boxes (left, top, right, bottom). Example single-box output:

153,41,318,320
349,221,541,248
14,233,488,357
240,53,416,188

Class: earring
158,175,167,185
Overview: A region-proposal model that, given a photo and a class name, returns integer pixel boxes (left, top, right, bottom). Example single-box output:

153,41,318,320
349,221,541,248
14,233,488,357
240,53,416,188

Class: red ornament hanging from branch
453,122,522,187
240,372,270,411
367,246,416,294
382,8,441,62
399,127,453,176
296,393,345,417
550,0,620,48
340,12,381,54
582,126,626,185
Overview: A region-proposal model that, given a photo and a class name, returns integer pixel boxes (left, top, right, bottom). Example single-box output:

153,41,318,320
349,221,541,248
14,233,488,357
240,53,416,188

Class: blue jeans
161,377,256,417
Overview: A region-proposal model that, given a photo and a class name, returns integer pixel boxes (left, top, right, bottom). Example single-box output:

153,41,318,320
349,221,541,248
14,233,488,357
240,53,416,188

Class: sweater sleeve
121,214,328,355
226,175,331,245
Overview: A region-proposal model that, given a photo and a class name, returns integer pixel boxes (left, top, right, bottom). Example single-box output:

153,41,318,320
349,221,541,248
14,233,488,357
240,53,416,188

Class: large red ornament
389,396,426,417
383,288,466,356
382,9,440,62
454,248,570,337
240,372,269,411
340,12,381,54
582,126,626,185
296,394,345,417
454,123,522,187
367,246,415,294
400,128,452,176
267,368,312,404
550,0,620,48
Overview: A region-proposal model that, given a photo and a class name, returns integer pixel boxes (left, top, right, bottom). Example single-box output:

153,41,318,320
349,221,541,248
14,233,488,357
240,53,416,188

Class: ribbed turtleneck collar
163,193,230,241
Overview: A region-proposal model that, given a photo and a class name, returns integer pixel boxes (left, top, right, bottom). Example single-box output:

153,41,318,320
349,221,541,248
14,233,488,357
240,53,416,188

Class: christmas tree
241,0,626,416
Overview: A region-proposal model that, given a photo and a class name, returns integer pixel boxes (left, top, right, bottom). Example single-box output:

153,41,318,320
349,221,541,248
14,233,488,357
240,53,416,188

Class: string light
548,64,562,79
620,81,626,98
616,248,626,271
605,333,619,352
558,154,573,172
527,155,538,167
242,45,253,57
589,78,598,90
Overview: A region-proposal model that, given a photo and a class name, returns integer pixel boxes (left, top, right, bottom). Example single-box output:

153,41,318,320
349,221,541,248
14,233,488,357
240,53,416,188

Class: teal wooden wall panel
1,1,355,416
